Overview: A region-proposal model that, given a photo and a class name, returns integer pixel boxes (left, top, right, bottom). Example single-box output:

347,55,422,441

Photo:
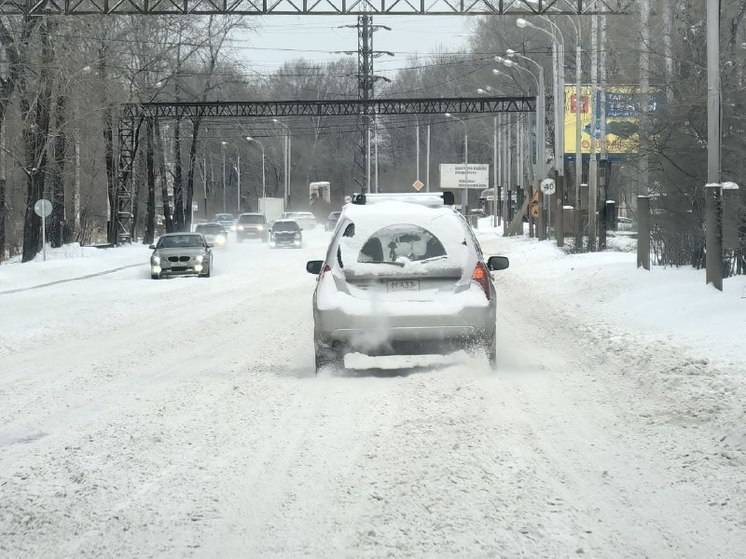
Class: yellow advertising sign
564,85,643,155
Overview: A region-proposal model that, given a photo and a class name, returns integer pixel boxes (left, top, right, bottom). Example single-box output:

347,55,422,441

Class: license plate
387,279,420,292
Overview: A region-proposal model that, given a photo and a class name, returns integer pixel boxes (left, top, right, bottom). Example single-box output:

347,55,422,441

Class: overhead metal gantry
115,96,535,242
1,0,633,16
124,96,536,120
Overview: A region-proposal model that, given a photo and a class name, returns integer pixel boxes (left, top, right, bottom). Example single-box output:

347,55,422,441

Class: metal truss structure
116,96,535,243
0,0,633,16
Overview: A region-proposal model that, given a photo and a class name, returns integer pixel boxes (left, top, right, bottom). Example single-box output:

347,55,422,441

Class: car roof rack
352,192,454,207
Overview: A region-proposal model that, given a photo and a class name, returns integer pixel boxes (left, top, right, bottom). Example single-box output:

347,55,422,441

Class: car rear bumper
237,229,264,238
314,304,495,355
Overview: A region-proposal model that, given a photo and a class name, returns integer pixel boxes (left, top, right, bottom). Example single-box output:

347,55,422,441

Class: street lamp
445,112,468,214
516,15,568,246
221,141,228,213
245,136,266,208
272,118,291,210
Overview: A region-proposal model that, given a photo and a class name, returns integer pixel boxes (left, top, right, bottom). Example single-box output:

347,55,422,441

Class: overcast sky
231,16,474,75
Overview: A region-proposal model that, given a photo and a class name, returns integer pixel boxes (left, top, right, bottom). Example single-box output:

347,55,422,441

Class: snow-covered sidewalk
0,243,150,293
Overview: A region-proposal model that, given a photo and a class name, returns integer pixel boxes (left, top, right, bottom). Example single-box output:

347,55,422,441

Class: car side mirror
487,256,510,271
149,244,156,250
306,260,323,275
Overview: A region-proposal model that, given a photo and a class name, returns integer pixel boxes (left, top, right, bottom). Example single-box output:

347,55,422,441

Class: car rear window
273,221,300,232
358,225,446,264
337,204,471,279
239,214,266,224
215,214,233,221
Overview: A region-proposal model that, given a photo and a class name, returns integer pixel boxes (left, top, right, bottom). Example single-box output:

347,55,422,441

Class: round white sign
540,178,556,195
34,198,53,218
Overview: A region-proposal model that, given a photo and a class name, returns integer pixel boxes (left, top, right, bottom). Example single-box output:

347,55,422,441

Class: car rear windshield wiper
416,255,448,264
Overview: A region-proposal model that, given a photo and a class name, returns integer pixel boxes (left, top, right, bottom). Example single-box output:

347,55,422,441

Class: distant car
326,211,342,231
283,211,317,230
236,213,267,241
305,192,509,373
149,233,213,279
214,213,236,232
194,223,228,247
269,219,303,249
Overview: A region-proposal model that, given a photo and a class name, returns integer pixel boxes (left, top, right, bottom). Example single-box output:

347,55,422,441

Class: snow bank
480,232,746,366
0,243,150,292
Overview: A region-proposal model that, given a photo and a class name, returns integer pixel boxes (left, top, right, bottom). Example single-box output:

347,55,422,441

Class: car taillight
472,262,491,300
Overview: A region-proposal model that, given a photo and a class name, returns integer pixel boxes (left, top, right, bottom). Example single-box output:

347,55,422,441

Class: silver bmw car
305,193,509,373
149,233,214,279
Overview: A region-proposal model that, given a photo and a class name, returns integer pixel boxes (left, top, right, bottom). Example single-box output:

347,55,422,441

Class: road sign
34,198,52,262
439,163,489,189
34,198,52,218
412,179,424,191
540,178,556,195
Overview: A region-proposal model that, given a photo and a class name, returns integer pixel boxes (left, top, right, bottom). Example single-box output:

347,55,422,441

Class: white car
305,192,509,373
283,211,317,230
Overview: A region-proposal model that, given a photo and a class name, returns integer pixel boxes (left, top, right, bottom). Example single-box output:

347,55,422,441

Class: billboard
564,85,658,155
439,164,489,190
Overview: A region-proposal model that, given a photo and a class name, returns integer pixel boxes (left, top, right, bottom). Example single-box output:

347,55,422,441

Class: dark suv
236,213,267,241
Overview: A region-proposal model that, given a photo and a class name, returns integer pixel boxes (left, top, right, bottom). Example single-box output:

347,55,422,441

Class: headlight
238,225,244,231
295,232,301,239
257,225,264,231
151,255,160,265
195,255,204,263
216,235,226,244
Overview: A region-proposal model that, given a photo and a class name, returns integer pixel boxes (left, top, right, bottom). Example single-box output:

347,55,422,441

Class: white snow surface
1,228,744,557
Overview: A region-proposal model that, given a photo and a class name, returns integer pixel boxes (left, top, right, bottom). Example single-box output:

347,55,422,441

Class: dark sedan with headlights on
236,212,268,242
268,219,303,249
149,233,213,279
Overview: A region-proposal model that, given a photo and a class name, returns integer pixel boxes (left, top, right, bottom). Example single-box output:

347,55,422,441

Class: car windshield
273,221,300,232
157,234,204,248
358,224,447,264
239,214,265,224
195,224,224,235
215,214,233,221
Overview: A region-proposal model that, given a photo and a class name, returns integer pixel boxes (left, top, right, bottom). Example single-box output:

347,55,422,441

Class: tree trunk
51,94,66,248
173,118,184,230
185,117,202,231
144,119,156,244
21,19,53,262
154,119,173,233
99,42,116,244
0,114,6,262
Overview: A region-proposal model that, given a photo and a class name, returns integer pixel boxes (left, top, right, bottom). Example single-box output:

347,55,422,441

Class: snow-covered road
1,231,744,558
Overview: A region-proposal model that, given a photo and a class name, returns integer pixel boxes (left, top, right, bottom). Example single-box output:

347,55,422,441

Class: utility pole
341,16,390,192
221,141,227,213
574,26,583,251
415,116,420,183
706,0,722,290
425,122,431,192
236,152,241,214
599,13,608,250
637,0,651,270
588,13,598,251
493,115,498,227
